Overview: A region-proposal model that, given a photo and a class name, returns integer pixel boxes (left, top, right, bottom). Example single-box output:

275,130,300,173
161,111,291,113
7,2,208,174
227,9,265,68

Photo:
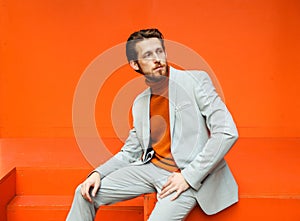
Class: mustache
153,63,166,70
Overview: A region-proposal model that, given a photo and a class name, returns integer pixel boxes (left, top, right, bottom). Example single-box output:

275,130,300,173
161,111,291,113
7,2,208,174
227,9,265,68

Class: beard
139,62,169,82
145,74,165,82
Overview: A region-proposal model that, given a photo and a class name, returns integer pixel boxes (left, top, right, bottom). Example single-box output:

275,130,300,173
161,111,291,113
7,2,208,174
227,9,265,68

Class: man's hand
159,172,190,201
80,172,101,203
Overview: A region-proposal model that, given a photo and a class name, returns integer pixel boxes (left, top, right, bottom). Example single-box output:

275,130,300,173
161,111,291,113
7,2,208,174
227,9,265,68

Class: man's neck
145,74,169,95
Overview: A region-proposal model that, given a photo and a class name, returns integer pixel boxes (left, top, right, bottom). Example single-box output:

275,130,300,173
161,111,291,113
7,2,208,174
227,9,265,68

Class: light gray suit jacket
95,66,239,215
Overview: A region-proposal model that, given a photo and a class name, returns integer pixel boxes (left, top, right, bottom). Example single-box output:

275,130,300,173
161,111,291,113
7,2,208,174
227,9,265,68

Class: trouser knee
67,184,96,221
74,184,82,197
73,184,87,204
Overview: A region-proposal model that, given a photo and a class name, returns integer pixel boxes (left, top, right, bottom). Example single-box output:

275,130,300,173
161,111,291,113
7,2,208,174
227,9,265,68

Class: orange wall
1,0,299,138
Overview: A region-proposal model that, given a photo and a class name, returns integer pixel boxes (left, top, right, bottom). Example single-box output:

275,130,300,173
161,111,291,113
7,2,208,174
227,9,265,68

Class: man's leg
147,165,198,221
66,163,157,221
148,189,197,221
66,184,96,221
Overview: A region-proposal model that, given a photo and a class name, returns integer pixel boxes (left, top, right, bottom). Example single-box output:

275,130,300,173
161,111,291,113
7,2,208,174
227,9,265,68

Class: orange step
6,165,300,221
1,138,300,220
185,198,300,220
7,195,144,221
0,168,16,221
7,194,300,221
6,167,144,221
7,195,71,221
143,193,300,220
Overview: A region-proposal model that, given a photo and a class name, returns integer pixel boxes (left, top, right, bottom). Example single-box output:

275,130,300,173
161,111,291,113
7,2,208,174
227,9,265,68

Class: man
67,28,238,220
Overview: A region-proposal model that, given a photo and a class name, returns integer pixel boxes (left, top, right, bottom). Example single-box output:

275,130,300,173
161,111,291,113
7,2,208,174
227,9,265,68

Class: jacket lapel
140,88,151,149
169,67,177,143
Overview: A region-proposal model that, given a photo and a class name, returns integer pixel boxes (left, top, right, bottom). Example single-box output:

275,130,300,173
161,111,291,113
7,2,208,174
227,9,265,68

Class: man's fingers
160,172,190,199
160,176,176,198
91,186,97,197
160,188,180,199
79,173,101,203
161,179,171,190
159,186,176,198
81,183,92,202
170,190,181,201
160,184,171,197
92,180,100,197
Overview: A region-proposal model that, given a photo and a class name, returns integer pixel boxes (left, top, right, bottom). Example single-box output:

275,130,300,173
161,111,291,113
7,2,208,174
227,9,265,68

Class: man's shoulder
133,88,151,104
170,66,210,82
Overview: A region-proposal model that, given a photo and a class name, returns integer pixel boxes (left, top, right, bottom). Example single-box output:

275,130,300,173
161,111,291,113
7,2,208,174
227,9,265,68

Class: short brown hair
126,28,165,62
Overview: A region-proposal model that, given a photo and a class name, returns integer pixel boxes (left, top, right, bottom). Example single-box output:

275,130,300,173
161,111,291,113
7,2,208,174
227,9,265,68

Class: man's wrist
88,171,101,180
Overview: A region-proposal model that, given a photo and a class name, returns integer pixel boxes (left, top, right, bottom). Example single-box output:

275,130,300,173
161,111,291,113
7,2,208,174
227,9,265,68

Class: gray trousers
66,163,197,221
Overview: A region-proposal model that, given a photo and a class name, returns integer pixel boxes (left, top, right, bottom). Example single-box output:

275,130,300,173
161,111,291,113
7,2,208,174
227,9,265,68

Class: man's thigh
93,163,160,207
148,189,197,221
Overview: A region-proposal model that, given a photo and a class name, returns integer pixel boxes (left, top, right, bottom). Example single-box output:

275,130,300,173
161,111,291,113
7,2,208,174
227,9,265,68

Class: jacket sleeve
181,71,238,190
94,126,144,178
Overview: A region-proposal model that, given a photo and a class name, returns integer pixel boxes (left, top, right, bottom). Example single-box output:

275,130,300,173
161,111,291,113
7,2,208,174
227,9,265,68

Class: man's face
130,38,168,82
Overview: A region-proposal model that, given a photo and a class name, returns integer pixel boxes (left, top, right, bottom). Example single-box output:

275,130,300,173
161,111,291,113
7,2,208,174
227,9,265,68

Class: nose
153,53,161,62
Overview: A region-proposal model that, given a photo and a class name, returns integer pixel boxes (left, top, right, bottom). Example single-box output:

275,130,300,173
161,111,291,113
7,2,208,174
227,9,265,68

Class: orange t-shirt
146,76,179,172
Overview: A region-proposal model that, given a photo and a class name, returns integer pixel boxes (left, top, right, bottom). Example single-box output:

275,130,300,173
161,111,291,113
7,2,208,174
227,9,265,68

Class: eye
157,48,164,54
143,52,152,58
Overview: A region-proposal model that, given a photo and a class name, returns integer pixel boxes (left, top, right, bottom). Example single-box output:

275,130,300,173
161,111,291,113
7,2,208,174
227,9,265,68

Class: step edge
7,195,144,208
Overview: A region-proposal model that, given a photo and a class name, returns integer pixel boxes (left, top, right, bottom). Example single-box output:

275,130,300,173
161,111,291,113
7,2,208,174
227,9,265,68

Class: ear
129,60,140,71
